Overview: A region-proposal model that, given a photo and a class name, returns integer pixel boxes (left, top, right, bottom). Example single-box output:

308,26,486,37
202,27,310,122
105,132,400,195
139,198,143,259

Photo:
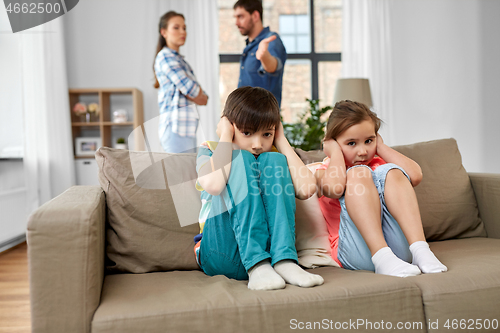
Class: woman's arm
159,53,201,100
375,134,423,186
274,123,316,200
186,88,208,106
315,140,347,199
197,117,234,196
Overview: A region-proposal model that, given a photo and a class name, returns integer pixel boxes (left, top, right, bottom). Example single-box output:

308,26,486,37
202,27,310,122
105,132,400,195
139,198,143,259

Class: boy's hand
273,122,288,149
323,139,342,158
216,116,234,140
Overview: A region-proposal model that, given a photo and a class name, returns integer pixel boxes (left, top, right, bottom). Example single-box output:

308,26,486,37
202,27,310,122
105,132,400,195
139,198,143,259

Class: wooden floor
0,242,30,333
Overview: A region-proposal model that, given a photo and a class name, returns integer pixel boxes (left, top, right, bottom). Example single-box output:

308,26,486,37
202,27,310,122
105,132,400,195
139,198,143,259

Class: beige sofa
28,138,500,333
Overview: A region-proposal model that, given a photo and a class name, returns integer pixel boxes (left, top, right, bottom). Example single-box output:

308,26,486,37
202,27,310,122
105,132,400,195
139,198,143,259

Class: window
279,14,310,54
218,0,342,122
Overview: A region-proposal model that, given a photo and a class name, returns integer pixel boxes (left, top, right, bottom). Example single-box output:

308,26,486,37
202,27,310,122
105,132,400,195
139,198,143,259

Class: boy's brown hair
222,86,280,132
325,100,382,140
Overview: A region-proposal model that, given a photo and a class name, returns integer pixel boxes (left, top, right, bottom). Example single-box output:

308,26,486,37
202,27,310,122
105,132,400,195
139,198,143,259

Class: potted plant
283,98,333,151
115,138,127,150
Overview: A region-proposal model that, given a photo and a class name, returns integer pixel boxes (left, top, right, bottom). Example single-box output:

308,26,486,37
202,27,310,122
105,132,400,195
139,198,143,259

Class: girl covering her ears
315,100,447,277
153,11,209,153
194,86,324,290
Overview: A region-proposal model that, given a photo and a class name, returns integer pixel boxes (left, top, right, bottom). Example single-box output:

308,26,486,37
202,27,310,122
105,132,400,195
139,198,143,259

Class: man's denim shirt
238,27,287,107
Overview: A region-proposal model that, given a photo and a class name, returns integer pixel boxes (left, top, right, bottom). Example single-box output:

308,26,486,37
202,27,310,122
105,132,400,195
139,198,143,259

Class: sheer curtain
158,0,220,144
21,18,75,212
342,0,394,143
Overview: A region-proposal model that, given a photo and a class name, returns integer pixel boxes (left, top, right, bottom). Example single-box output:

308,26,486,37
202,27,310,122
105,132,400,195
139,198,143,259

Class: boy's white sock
371,247,421,277
247,260,286,290
410,241,448,273
274,260,324,288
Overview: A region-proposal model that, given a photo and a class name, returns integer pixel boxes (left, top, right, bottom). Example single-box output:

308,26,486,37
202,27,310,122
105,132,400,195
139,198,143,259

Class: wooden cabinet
69,88,144,158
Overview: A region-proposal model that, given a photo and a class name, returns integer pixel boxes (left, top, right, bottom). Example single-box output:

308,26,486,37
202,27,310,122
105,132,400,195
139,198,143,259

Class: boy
195,87,324,290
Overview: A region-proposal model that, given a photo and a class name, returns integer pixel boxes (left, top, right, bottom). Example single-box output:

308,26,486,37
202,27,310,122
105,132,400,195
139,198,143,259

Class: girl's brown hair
325,100,382,140
153,11,185,89
222,86,281,132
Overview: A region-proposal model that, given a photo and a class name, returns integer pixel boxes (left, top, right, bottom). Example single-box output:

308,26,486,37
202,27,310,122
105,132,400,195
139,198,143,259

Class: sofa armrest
469,173,500,239
27,186,106,333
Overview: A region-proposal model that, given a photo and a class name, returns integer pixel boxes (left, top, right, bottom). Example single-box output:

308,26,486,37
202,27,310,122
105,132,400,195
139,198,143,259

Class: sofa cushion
96,147,200,273
92,268,426,333
392,138,485,241
294,148,327,165
407,238,500,327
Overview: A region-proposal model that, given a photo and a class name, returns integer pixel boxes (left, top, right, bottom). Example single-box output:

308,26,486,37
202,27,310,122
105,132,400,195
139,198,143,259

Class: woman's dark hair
153,11,185,89
325,100,382,140
222,86,280,133
233,0,263,22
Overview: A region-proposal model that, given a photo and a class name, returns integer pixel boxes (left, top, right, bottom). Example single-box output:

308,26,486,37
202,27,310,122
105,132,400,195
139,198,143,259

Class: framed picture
75,137,102,156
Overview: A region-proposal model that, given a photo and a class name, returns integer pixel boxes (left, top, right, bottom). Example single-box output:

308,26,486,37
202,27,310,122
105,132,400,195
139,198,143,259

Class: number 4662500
6,2,62,14
444,319,498,330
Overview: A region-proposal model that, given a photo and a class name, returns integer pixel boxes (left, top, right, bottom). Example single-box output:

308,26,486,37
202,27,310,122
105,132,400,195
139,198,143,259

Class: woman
154,11,208,153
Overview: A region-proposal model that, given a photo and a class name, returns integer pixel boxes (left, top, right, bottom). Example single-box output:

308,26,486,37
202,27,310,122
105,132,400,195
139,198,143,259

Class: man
234,0,287,107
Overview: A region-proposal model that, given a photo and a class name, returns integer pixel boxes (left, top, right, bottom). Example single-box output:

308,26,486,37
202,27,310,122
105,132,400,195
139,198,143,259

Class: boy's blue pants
198,150,298,280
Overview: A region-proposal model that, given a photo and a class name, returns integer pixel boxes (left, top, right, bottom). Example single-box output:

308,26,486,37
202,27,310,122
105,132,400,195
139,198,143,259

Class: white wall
63,0,159,122
62,0,500,172
479,0,500,174
63,0,220,145
390,0,500,173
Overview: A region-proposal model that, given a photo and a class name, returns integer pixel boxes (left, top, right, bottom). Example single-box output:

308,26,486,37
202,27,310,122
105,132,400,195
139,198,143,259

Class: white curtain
21,18,75,212
156,0,220,144
342,0,394,143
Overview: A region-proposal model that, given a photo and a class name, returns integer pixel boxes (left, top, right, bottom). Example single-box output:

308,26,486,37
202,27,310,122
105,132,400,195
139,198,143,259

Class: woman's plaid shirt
155,47,201,137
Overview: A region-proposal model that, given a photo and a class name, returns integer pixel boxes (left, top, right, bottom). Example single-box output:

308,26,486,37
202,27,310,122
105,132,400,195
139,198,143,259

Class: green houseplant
283,98,332,151
115,137,127,150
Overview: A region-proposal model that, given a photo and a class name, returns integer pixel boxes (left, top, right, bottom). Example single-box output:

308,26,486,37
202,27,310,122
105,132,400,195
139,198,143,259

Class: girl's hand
376,133,385,154
322,139,342,158
216,116,234,140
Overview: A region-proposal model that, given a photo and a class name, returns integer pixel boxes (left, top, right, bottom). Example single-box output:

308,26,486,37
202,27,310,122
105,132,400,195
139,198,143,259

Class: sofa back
96,138,485,274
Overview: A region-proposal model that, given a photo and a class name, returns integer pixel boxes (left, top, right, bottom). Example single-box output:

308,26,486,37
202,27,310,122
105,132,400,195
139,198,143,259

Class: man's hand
256,35,278,73
323,139,343,158
256,35,277,60
216,117,234,140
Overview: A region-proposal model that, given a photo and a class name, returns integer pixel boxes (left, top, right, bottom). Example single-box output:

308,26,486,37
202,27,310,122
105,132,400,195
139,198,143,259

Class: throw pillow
295,162,339,268
96,148,201,273
294,148,327,164
392,138,485,241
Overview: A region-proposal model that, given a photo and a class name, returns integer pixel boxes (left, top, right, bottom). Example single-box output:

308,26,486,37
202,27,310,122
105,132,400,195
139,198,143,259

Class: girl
316,100,447,277
195,86,324,290
153,11,208,153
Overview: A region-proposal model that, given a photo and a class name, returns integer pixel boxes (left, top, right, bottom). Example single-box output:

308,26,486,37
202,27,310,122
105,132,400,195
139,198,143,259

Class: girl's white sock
247,260,286,290
410,241,448,273
371,247,421,277
274,260,324,288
